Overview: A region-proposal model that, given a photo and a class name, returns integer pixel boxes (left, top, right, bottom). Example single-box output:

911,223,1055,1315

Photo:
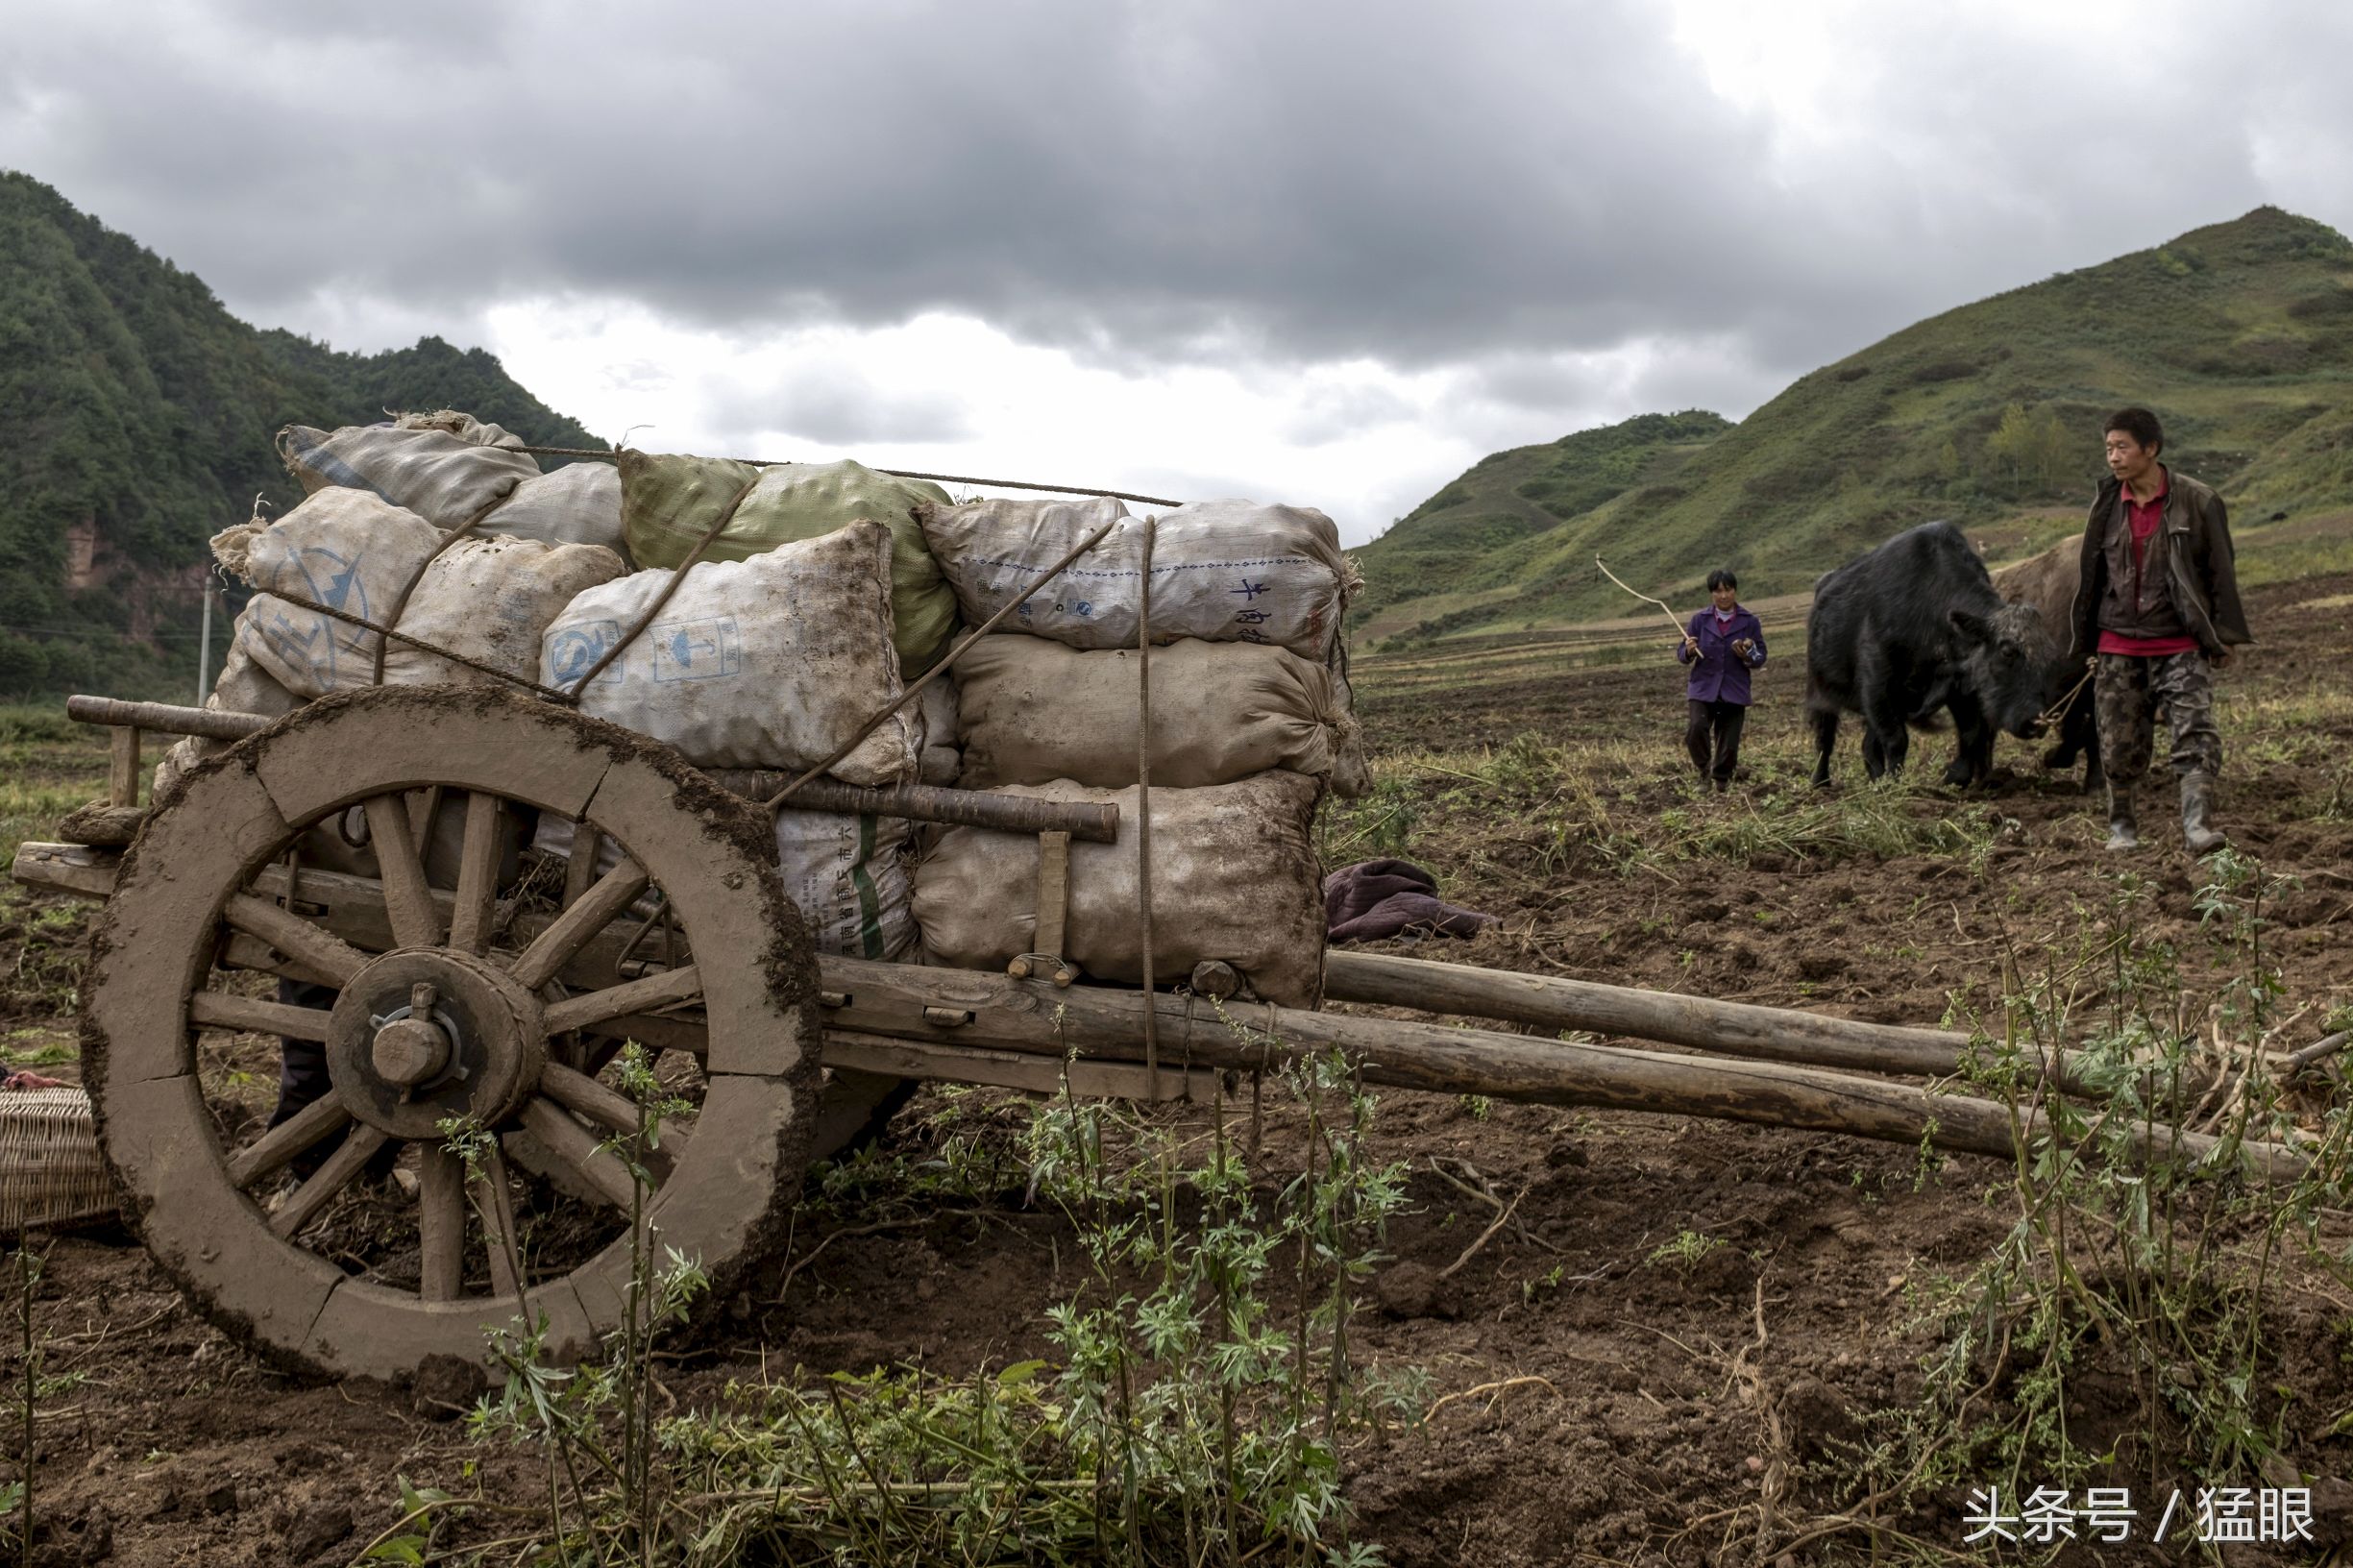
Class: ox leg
1861,696,1909,781
1855,649,1903,781
1809,707,1839,787
1944,692,1991,789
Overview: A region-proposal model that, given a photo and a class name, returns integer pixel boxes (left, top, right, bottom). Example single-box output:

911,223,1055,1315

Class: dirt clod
1373,1262,1451,1319
411,1353,489,1420
1777,1375,1856,1458
283,1501,355,1562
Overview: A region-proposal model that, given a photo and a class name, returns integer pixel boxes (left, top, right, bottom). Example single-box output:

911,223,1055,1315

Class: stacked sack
163,420,1365,992
529,451,968,959
279,409,633,559
911,497,1364,1006
157,478,629,796
169,422,957,963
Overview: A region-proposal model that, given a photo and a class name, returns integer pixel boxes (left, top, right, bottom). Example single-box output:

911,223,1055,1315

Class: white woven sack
219,491,625,696
919,497,1356,661
484,463,631,559
540,520,916,786
280,422,539,528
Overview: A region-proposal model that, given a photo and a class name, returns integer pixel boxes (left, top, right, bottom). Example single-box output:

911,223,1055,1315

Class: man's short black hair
1705,568,1738,592
2104,406,2165,454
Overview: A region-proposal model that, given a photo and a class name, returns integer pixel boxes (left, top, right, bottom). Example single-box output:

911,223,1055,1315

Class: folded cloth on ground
1324,859,1497,943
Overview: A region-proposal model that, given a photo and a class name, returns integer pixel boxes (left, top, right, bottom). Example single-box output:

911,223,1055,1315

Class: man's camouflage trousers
2096,649,2222,786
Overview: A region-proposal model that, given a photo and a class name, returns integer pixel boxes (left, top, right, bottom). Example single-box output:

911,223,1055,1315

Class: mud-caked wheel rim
83,685,821,1381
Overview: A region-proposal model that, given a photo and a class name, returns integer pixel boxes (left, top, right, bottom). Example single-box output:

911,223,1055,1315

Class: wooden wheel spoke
560,825,604,909
446,791,504,956
417,1143,466,1301
364,793,443,949
190,991,334,1041
268,1123,391,1240
542,1061,687,1176
228,1096,352,1188
224,894,368,987
471,1147,524,1300
544,964,701,1036
510,855,651,992
518,1096,642,1211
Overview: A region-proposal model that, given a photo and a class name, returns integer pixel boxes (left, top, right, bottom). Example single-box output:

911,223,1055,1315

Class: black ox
1805,521,2051,787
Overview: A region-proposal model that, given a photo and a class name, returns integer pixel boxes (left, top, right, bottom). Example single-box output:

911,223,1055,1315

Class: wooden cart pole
821,957,2305,1179
1321,950,2104,1098
1325,950,1967,1074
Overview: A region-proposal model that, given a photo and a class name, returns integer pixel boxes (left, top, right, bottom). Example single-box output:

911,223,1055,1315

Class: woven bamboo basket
0,1088,116,1235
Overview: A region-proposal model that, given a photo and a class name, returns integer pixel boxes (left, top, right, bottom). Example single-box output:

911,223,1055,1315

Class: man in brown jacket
2070,407,2252,853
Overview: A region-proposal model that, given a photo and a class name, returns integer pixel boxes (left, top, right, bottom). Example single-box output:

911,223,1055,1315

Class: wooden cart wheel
82,685,821,1381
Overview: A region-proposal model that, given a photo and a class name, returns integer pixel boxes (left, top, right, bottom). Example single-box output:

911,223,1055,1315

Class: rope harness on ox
2035,658,2098,732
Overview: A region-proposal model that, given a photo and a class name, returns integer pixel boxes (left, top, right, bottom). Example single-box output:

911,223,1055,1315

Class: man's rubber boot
2104,786,2139,852
2181,772,2226,855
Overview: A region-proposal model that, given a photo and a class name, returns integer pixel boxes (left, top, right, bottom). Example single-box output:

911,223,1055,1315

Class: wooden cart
13,682,2295,1382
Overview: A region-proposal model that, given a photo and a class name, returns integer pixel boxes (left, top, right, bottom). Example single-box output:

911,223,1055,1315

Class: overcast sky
8,1,2349,544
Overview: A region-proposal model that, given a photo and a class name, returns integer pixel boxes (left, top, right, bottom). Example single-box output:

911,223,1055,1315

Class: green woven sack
621,453,958,671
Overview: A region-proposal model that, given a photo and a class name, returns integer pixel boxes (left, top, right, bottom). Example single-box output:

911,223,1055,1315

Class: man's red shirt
2098,471,2200,656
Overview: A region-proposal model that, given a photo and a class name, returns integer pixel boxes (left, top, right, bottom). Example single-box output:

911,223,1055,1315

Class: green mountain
1356,206,2353,645
0,172,603,698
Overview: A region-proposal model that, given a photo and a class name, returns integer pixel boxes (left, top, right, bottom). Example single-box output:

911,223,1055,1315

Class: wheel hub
327,950,545,1139
371,982,454,1087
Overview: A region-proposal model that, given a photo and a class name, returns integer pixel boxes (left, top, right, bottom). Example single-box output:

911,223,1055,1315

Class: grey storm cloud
7,1,2352,398
707,359,978,450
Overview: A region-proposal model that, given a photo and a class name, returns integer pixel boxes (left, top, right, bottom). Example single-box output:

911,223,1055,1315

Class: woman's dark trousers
1686,698,1747,787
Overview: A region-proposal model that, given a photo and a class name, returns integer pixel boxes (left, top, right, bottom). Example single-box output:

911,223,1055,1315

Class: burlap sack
919,497,1357,661
621,453,957,670
708,771,916,961
541,520,916,786
217,491,625,696
219,491,437,694
483,463,630,558
913,772,1325,1005
916,675,961,789
390,535,627,687
952,635,1368,796
279,423,540,528
534,772,916,961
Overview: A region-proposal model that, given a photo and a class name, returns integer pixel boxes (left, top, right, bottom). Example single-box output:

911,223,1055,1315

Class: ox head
1949,602,2050,740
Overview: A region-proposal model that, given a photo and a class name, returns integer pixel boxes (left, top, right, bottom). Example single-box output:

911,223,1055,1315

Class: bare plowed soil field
2,571,2351,1566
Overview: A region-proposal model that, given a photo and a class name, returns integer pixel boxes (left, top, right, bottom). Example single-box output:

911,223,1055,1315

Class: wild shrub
386,1050,1418,1566
1827,858,2353,1525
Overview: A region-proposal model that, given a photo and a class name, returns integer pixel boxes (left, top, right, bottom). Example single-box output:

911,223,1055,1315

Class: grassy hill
0,172,602,698
1356,207,2353,645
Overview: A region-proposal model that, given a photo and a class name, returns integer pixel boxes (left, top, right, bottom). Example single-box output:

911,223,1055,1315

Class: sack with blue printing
214,489,625,697
540,518,916,786
917,497,1359,662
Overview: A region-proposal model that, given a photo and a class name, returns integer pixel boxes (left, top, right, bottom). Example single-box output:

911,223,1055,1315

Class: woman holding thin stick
1676,568,1767,792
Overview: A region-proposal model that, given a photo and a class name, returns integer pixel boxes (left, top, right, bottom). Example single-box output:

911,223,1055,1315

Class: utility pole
196,581,214,702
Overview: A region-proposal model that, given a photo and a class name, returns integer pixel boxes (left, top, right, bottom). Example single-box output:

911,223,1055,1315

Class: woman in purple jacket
1676,568,1767,792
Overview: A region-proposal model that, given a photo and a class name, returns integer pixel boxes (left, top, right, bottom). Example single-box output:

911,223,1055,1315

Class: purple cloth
1676,605,1766,704
1324,859,1499,943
